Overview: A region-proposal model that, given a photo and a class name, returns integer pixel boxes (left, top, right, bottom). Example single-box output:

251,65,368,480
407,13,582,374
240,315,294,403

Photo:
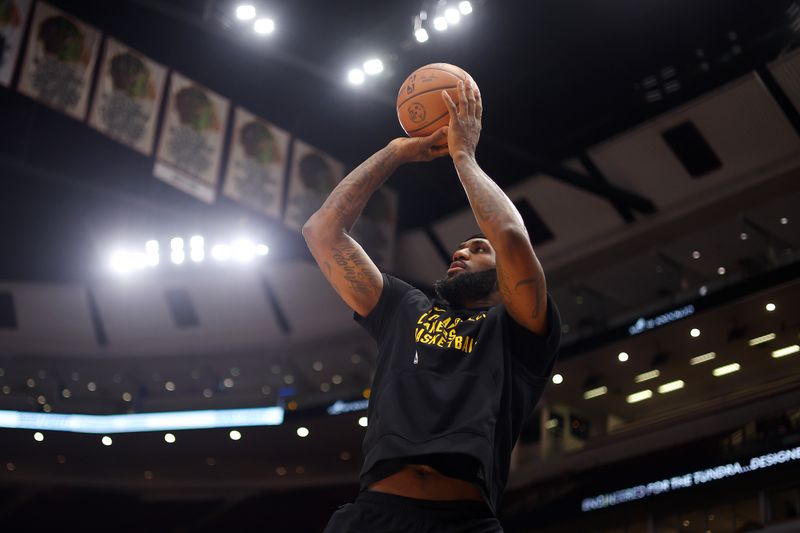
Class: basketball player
304,78,561,532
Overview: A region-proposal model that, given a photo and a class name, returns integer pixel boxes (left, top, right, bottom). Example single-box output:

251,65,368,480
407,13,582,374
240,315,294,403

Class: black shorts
322,490,504,533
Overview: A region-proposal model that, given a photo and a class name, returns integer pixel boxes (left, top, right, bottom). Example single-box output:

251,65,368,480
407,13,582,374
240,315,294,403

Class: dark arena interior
1,0,800,531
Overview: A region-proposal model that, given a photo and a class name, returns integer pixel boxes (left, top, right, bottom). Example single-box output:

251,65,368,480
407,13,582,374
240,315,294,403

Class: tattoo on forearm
330,245,381,297
320,146,399,231
515,276,545,319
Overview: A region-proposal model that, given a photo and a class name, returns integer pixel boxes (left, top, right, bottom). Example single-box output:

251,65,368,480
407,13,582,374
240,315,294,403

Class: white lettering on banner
628,305,695,336
581,445,800,512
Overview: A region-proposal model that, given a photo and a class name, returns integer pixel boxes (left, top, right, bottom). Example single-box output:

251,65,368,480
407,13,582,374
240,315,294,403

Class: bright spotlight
34,432,44,442
170,237,184,251
458,1,473,15
232,239,255,262
254,17,275,34
170,250,185,265
618,352,629,362
414,28,429,43
552,373,563,384
363,58,384,75
433,16,447,31
358,417,368,427
690,328,701,338
348,68,365,85
229,430,242,441
164,433,176,443
255,244,269,256
101,436,113,446
444,8,460,24
190,235,205,263
235,4,256,21
296,427,309,438
110,251,133,274
212,244,232,261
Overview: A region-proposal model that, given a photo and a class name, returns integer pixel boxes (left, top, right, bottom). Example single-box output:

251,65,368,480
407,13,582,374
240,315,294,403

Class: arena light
748,333,776,346
765,303,776,312
618,352,629,362
690,328,701,338
626,389,653,404
712,362,741,377
255,244,269,256
102,436,113,446
583,386,607,400
0,406,284,433
254,17,275,35
190,235,205,263
444,7,460,24
296,426,309,438
358,416,368,427
657,380,685,394
458,1,473,15
348,68,365,85
551,373,563,384
433,16,447,31
170,250,185,265
211,243,231,261
772,344,799,358
689,352,716,365
235,4,256,21
415,28,429,43
232,239,256,262
363,58,384,75
164,433,176,444
34,431,44,442
634,369,660,383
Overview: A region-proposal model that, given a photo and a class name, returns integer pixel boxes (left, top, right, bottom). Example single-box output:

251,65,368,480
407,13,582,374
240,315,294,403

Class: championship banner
88,37,167,156
0,0,32,87
153,71,229,203
16,1,101,119
222,106,290,219
283,139,345,232
351,187,398,270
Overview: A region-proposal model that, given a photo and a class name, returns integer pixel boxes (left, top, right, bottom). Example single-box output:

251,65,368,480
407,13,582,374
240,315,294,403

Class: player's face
447,238,496,277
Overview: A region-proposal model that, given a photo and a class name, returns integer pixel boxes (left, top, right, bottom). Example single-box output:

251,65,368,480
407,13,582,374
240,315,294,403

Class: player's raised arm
302,129,449,317
442,79,548,335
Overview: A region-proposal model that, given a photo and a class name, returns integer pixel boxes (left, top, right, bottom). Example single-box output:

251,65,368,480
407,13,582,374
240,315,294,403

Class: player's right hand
389,127,450,163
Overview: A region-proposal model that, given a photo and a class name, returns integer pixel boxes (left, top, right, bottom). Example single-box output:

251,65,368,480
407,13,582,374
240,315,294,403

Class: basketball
396,63,477,137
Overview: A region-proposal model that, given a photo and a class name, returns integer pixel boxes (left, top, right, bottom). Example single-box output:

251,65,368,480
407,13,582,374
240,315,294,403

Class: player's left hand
389,126,450,163
442,78,481,159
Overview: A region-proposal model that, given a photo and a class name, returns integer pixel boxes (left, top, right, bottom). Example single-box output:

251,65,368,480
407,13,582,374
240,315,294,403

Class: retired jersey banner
0,0,32,87
352,187,398,271
16,1,101,119
154,71,229,203
88,37,167,156
283,139,345,232
222,107,290,219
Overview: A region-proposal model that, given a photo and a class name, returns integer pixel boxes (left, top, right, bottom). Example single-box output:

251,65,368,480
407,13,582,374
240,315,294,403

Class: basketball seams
406,110,450,134
396,67,469,108
397,85,459,109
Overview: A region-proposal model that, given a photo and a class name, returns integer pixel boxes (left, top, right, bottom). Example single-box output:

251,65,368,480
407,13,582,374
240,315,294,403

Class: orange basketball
396,63,477,137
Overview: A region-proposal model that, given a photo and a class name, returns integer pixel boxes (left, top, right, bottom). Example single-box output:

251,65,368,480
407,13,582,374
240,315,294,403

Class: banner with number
222,107,290,219
351,187,398,270
0,0,32,86
16,1,101,119
283,139,345,232
88,37,167,155
153,71,229,203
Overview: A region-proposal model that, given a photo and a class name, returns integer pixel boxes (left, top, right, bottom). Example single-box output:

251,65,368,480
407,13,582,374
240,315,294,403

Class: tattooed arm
302,130,449,317
442,79,548,335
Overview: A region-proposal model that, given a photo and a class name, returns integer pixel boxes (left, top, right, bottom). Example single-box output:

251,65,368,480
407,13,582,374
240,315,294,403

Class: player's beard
434,268,498,307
